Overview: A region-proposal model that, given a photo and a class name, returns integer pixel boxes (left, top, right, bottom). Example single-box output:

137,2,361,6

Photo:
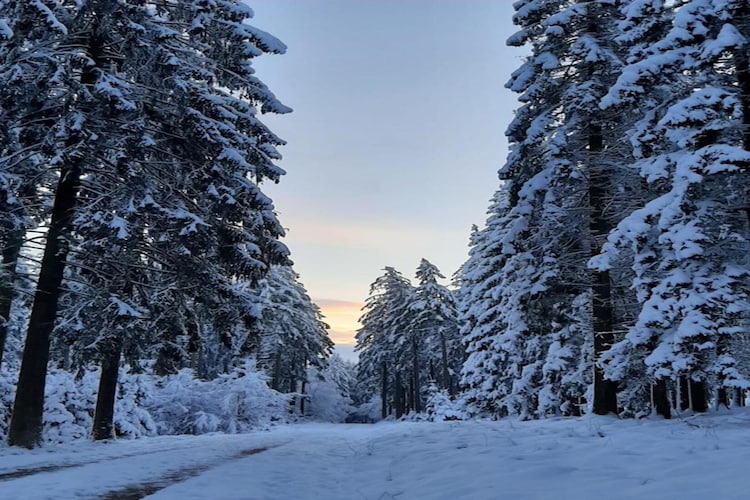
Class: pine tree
409,260,461,395
255,265,333,395
460,0,626,419
5,0,292,447
592,0,750,415
355,267,414,418
459,189,522,416
5,0,124,448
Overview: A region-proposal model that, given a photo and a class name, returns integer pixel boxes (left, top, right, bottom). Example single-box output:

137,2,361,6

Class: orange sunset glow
316,299,364,346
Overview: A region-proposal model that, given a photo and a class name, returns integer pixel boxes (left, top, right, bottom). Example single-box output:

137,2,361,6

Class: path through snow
2,411,750,499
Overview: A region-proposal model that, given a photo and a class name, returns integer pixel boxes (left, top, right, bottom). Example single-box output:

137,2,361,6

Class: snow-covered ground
2,410,750,499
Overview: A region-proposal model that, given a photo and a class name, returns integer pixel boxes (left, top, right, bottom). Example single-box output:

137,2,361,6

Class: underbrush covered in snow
0,360,302,445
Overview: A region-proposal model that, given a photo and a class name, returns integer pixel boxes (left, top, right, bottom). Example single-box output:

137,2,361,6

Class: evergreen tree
593,0,750,416
4,0,292,447
5,0,123,448
409,259,461,395
461,0,626,418
355,267,414,418
255,265,333,395
0,2,50,368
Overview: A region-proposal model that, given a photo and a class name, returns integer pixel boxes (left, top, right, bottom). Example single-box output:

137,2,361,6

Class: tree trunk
8,23,109,447
412,339,421,413
7,165,81,448
408,379,414,413
91,341,122,441
300,379,306,416
653,379,671,419
439,332,451,394
395,371,405,418
689,379,708,413
0,226,23,369
271,351,281,391
381,361,388,420
734,388,746,407
717,387,729,410
678,375,689,411
589,123,618,416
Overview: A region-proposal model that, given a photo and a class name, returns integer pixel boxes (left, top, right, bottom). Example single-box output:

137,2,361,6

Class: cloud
329,329,357,346
315,298,363,346
316,299,364,309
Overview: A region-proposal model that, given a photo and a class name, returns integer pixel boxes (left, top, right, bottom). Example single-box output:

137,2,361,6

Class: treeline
354,260,464,418
0,0,335,448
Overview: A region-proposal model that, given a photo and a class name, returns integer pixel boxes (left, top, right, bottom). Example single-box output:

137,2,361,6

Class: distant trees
255,265,334,394
460,0,750,419
354,260,462,419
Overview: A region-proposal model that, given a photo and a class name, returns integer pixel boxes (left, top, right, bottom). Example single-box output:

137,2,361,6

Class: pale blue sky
248,1,520,352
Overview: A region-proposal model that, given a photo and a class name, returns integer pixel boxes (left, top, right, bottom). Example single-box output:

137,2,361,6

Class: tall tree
355,267,414,418
409,259,461,395
6,0,120,448
255,265,333,394
461,0,624,419
5,0,292,447
593,0,750,416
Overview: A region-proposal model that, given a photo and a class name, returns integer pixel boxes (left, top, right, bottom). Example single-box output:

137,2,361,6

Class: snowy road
2,413,750,499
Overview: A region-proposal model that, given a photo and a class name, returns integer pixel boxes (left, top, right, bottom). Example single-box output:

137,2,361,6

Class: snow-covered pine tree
460,0,574,419
409,259,461,396
255,265,333,397
461,0,627,419
586,0,677,417
593,0,750,416
355,267,414,418
123,0,291,376
6,0,292,447
0,1,54,368
82,0,292,437
459,189,523,417
529,0,631,416
5,0,135,448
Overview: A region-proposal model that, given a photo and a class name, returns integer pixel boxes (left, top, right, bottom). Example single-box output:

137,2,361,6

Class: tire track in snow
99,447,268,500
0,444,199,482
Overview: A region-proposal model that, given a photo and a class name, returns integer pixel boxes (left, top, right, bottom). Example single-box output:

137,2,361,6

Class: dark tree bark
394,371,405,418
653,379,671,419
677,375,708,412
589,123,618,415
7,163,81,448
412,339,421,413
690,379,708,413
271,351,281,391
717,387,730,410
91,341,122,441
381,361,388,420
300,379,306,416
0,227,23,369
408,379,414,413
734,388,746,407
439,332,452,395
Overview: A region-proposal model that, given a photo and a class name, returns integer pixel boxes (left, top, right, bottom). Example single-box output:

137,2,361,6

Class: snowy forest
1,0,750,454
